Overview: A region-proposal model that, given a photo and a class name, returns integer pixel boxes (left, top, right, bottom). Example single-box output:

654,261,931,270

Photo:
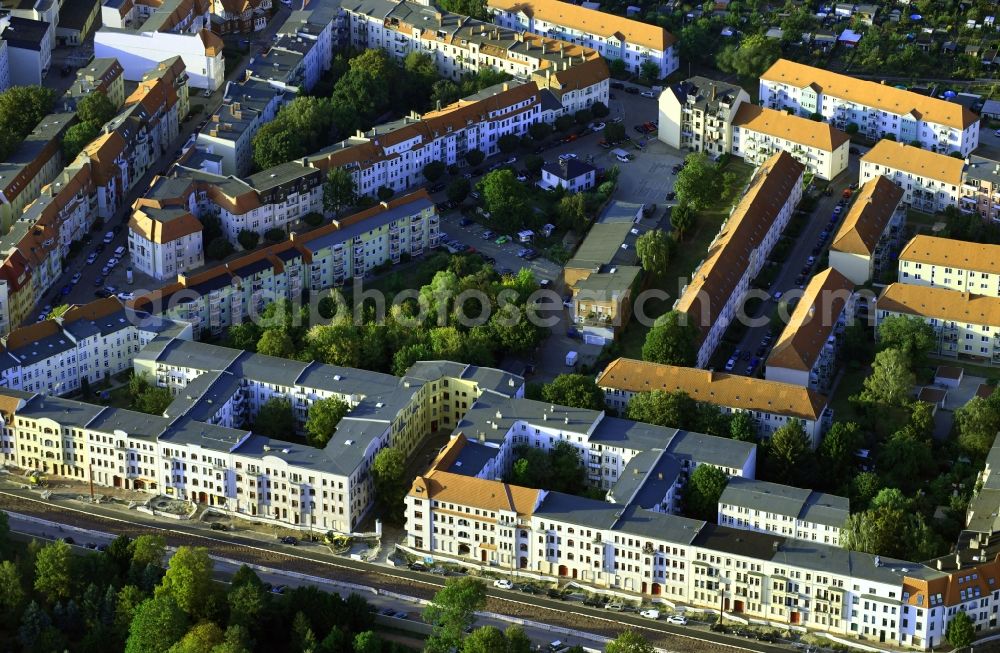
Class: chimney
436,99,441,111
711,84,717,101
502,82,509,92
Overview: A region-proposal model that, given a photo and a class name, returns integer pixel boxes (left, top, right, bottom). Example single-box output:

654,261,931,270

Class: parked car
103,231,114,244
558,153,578,162
428,183,445,193
589,121,606,131
279,536,298,545
640,90,657,98
71,272,82,284
772,290,783,301
210,522,227,531
640,609,660,620
610,81,624,90
494,235,510,245
409,562,427,571
666,615,688,626
624,86,639,94
86,252,98,265
493,579,514,589
724,358,736,372
270,585,286,594
481,229,495,240
605,602,625,611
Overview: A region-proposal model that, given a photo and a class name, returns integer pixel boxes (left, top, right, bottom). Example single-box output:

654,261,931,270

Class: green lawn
829,366,868,424
619,159,755,358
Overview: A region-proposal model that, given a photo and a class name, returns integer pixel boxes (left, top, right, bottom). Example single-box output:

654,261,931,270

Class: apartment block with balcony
876,283,1000,364
859,141,964,214
210,0,271,34
595,358,833,448
732,105,850,181
898,235,1000,298
485,0,678,78
718,477,848,546
676,151,805,368
657,76,749,155
766,268,856,394
760,59,980,156
830,176,906,285
197,77,290,176
960,155,1000,221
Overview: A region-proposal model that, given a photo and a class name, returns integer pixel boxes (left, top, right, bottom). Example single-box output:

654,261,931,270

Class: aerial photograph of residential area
7,0,1000,651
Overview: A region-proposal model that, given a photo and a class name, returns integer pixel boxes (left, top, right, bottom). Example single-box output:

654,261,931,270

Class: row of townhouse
340,0,609,116
96,0,226,90
128,155,323,280
0,57,189,334
765,267,857,394
829,176,907,286
130,190,440,335
0,58,126,234
0,324,525,534
594,358,833,448
210,0,271,34
483,0,678,78
0,298,191,398
759,58,980,156
657,77,850,181
405,428,1000,650
197,6,340,176
675,151,805,368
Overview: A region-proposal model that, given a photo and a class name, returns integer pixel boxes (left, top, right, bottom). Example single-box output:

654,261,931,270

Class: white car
86,252,98,265
640,90,658,98
665,615,688,625
639,609,660,620
724,358,736,372
558,153,578,162
590,122,606,131
71,272,82,284
492,579,513,590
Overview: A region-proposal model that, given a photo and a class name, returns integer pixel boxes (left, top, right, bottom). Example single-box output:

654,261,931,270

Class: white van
103,231,114,244
616,153,631,163
517,230,534,243
113,245,126,257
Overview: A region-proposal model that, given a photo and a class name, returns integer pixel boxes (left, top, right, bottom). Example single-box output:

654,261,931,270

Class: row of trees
0,86,56,161
63,92,117,160
0,517,389,653
504,441,596,498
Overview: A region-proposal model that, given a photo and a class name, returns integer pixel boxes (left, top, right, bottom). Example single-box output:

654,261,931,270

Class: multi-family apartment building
0,113,76,233
732,105,850,181
340,0,609,115
676,151,805,367
96,0,226,90
657,77,749,155
718,477,849,546
959,155,1000,221
595,358,833,447
0,57,189,334
0,40,9,92
485,0,678,78
766,268,856,394
898,235,1000,297
62,57,127,112
308,80,555,198
0,14,53,86
830,176,906,285
859,141,964,213
760,59,980,156
210,0,271,34
876,283,1000,364
131,191,439,335
128,157,322,279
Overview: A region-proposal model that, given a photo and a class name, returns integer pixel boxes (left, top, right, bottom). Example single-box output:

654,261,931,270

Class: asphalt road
0,486,801,653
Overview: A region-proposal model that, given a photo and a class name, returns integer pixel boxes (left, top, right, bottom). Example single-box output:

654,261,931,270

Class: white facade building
732,104,850,181
859,141,964,213
718,477,848,546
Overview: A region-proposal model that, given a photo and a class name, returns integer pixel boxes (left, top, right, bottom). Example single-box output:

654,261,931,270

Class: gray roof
599,200,644,224
162,417,251,453
665,429,756,471
301,195,434,253
17,395,105,427
86,407,172,441
144,338,244,371
669,77,746,113
613,449,682,510
536,491,706,544
565,222,635,271
542,158,596,182
8,329,75,367
232,352,309,388
720,478,849,529
446,439,497,476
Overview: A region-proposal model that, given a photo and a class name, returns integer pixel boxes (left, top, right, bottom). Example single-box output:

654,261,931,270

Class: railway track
0,491,747,652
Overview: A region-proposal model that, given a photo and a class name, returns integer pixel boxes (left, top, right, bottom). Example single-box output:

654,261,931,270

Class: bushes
264,228,286,243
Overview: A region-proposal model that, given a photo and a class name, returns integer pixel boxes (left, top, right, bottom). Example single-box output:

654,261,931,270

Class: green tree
168,622,224,653
504,625,533,653
850,471,882,509
955,392,1000,458
77,91,116,125
305,396,351,448
0,560,24,617
860,348,914,406
608,58,627,77
639,60,660,81
606,630,655,653
323,167,357,217
251,122,301,170
256,328,295,358
528,122,552,141
540,374,605,410
523,154,544,176
0,85,56,158
673,153,719,211
479,169,528,227
423,578,487,653
642,311,698,365
767,419,812,486
670,202,696,240
237,230,259,251
376,185,394,202
715,33,781,78
155,547,215,619
729,412,757,442
446,177,470,204
556,193,588,233
635,229,670,280
678,19,714,64
252,397,295,439
683,464,728,521
423,160,446,183
131,534,166,568
603,122,626,143
205,237,234,261
18,601,53,652
352,630,382,653
945,610,975,648
226,322,262,352
436,0,487,19
463,626,507,653
843,488,911,559
465,148,485,167
125,596,188,653
62,121,101,159
372,447,407,521
880,426,933,493
227,582,266,630
498,134,521,153
878,315,935,368
818,421,862,486
625,390,695,429
35,540,73,602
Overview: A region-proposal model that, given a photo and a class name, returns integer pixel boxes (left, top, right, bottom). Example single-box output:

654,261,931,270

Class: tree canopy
673,153,720,211
423,578,486,653
877,315,935,368
540,374,605,410
305,396,351,448
642,311,699,365
684,464,729,521
372,447,408,522
859,348,914,406
716,33,782,79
